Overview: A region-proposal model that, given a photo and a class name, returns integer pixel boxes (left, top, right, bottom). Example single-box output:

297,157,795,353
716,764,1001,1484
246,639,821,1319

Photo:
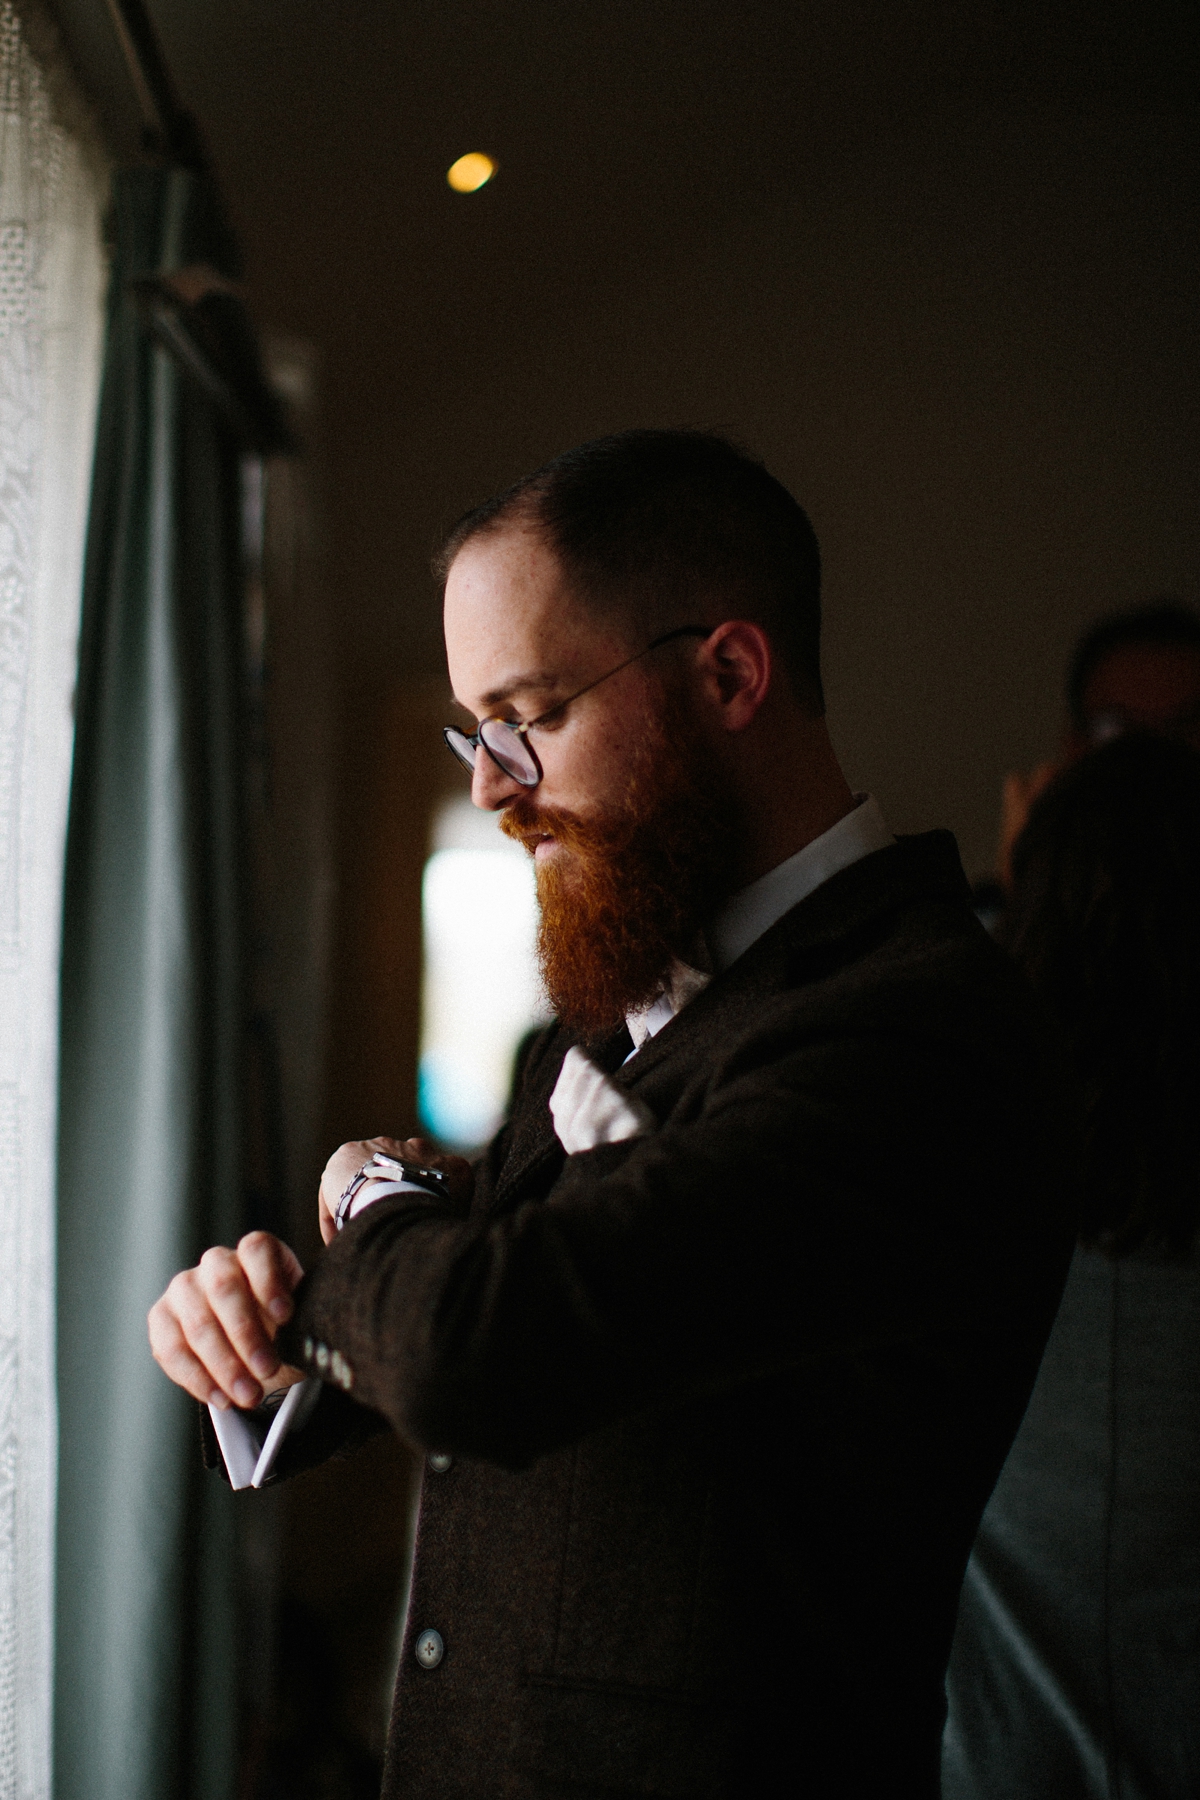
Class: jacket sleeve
277,1009,1071,1470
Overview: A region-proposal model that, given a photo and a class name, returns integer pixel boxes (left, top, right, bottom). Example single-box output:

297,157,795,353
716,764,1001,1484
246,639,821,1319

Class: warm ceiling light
447,152,497,193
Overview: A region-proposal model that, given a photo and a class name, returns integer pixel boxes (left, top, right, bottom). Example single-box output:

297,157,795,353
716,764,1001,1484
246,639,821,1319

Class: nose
470,745,527,811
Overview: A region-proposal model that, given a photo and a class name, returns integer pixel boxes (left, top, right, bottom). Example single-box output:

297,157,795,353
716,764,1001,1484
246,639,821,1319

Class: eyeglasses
443,625,712,789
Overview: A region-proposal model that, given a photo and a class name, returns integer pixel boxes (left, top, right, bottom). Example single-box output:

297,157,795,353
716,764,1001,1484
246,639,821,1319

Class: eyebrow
452,671,565,716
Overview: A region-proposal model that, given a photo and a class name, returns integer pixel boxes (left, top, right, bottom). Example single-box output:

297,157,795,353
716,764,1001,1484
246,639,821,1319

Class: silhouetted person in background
998,600,1200,886
945,732,1200,1800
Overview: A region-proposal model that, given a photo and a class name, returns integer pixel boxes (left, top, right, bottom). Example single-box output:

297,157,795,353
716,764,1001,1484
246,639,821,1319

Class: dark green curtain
56,167,249,1800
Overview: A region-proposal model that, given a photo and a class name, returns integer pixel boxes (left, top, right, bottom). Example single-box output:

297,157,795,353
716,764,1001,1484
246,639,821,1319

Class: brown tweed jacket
273,831,1073,1799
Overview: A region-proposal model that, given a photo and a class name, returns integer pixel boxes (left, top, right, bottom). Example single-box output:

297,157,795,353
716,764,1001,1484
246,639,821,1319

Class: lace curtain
0,6,106,1796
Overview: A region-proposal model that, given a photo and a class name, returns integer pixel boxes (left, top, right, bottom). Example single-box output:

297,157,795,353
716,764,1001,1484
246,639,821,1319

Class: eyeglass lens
480,719,539,783
443,727,477,774
442,722,540,785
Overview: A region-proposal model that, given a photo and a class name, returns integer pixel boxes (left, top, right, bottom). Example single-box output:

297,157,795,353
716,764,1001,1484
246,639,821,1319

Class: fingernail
268,1297,291,1322
250,1351,277,1380
209,1390,230,1411
233,1378,260,1408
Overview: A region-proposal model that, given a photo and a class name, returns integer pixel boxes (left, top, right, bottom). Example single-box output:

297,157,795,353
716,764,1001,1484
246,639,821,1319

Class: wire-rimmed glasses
443,625,711,788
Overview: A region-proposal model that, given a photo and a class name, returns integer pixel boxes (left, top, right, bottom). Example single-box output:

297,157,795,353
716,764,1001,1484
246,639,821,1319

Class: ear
696,621,773,733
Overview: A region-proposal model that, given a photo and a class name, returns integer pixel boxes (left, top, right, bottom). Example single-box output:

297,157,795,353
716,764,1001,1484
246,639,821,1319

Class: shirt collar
706,794,894,973
623,795,894,1049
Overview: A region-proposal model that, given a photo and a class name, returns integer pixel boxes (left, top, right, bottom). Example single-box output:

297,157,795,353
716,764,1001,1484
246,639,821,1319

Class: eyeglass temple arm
520,624,712,733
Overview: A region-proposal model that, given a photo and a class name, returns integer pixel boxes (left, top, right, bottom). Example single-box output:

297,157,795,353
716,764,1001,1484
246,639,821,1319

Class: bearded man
150,431,1072,1799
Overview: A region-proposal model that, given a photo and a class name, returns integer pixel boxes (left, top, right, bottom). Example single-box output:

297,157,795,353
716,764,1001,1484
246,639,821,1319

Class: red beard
500,700,739,1041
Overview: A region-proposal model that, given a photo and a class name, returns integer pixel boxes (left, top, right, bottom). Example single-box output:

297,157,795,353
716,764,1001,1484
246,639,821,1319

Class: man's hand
318,1135,474,1244
998,762,1059,889
148,1231,305,1411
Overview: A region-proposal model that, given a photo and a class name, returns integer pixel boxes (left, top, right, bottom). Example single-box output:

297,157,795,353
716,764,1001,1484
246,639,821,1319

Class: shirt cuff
346,1177,444,1221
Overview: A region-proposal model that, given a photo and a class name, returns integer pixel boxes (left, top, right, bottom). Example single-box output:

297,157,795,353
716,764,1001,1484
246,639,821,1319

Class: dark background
142,0,1199,1153
49,1,1199,1789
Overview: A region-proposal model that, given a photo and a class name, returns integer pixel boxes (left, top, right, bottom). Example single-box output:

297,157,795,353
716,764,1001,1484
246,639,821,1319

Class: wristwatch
334,1153,452,1232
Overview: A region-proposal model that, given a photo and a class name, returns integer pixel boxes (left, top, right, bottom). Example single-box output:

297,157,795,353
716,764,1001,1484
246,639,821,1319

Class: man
998,599,1200,888
150,431,1071,1798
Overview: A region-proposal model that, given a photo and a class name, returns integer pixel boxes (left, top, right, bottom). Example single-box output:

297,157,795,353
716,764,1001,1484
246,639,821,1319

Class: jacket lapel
489,831,970,1203
491,1022,634,1209
613,831,971,1093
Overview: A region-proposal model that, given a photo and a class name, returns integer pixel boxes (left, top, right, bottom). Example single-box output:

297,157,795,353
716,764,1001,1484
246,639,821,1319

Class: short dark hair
1006,734,1200,1255
1067,599,1200,729
436,429,825,712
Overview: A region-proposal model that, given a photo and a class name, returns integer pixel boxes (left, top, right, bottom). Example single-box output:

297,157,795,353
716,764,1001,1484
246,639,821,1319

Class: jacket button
427,1452,453,1473
414,1628,444,1669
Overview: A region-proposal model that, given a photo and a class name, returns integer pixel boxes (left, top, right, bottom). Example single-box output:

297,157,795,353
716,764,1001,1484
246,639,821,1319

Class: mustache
499,797,623,857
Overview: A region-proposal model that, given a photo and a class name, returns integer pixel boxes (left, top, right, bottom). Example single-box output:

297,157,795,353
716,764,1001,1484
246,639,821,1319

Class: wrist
333,1153,451,1231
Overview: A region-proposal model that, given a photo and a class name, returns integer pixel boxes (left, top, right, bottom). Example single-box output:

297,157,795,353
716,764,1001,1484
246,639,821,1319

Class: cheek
536,709,642,813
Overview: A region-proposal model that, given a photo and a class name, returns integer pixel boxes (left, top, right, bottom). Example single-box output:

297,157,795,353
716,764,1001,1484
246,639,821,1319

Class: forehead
1084,641,1200,714
443,526,626,712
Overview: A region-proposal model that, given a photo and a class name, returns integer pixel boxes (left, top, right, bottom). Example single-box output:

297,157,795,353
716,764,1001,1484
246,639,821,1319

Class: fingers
393,1135,436,1159
148,1235,306,1411
375,1135,475,1205
372,1135,448,1163
368,1134,415,1156
398,1138,475,1204
999,762,1061,889
236,1229,303,1325
149,1261,262,1409
149,1290,231,1408
197,1244,287,1402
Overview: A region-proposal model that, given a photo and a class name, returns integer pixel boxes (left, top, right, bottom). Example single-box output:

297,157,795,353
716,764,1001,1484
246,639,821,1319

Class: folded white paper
208,1377,318,1490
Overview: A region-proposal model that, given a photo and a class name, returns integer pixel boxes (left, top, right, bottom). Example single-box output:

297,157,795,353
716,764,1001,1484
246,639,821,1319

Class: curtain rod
102,0,296,455
103,0,205,169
